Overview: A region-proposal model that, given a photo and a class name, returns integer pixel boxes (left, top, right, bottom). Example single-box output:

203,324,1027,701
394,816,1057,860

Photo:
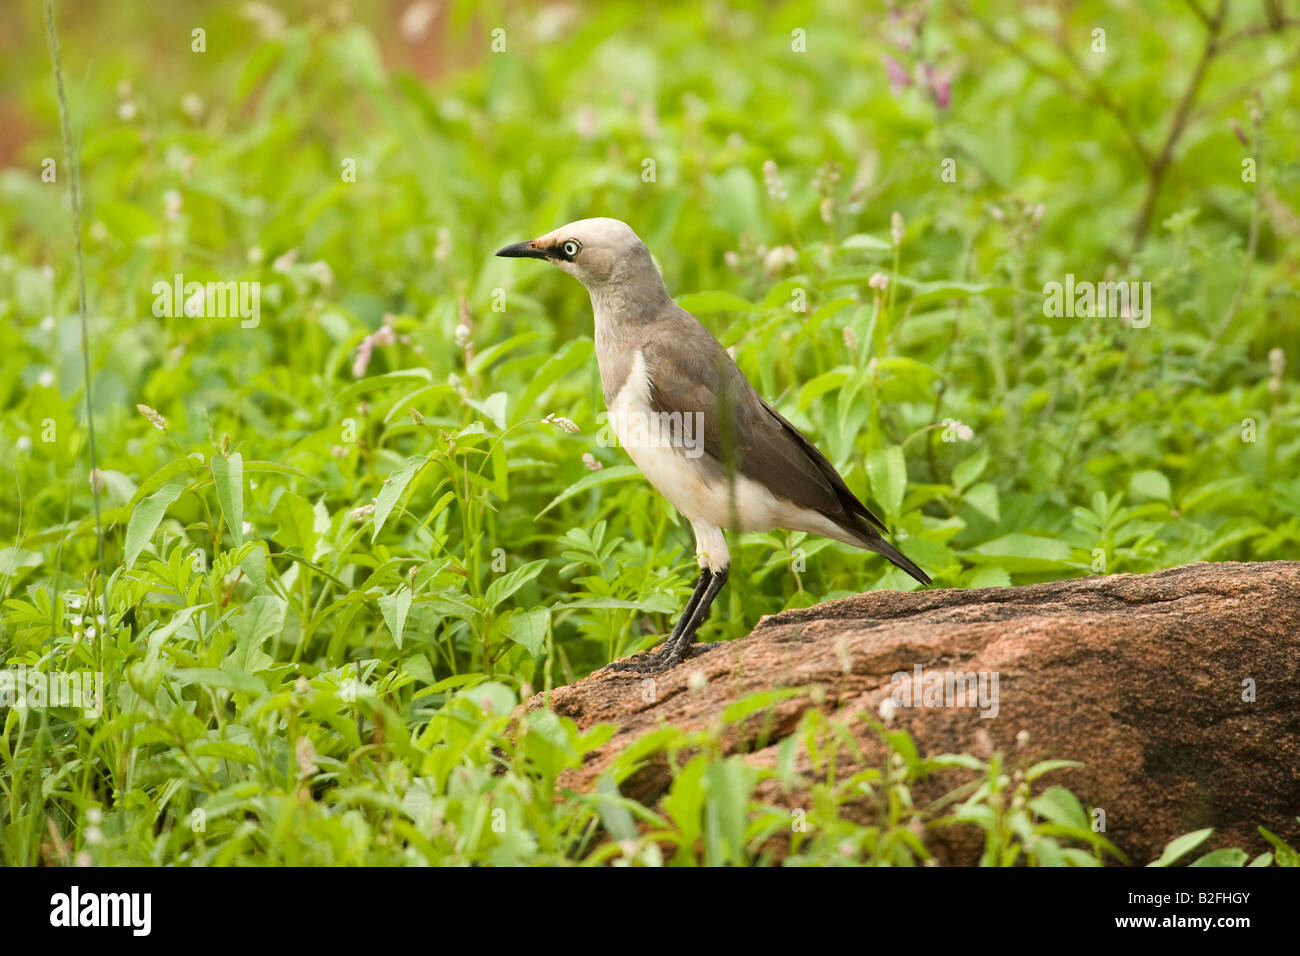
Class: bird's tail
854,529,932,586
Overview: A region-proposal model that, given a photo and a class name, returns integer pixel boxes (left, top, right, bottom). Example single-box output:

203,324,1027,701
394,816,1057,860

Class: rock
525,561,1300,864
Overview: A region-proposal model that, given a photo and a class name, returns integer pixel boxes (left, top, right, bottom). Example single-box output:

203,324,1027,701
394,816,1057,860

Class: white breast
607,350,842,570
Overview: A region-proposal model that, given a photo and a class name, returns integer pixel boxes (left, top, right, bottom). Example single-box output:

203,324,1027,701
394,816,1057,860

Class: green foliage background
0,0,1297,865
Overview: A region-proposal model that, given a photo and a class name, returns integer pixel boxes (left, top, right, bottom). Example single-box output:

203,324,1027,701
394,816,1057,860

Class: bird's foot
601,643,669,673
602,640,721,675
683,641,721,658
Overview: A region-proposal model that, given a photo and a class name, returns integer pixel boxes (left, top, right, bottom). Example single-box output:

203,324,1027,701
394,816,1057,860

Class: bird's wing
642,308,889,537
755,396,891,534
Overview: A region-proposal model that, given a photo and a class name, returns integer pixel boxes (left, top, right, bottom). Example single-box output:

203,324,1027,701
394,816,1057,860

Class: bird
496,217,930,673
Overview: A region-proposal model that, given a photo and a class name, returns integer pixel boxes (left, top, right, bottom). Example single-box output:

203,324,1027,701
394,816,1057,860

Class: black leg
666,568,712,642
605,568,712,672
656,565,729,668
607,565,729,674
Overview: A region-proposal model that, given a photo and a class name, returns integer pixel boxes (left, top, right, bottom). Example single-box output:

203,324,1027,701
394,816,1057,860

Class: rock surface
526,561,1300,864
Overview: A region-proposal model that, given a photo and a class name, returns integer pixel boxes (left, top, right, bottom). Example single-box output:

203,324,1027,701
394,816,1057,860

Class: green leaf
707,166,761,237
759,278,808,309
190,741,260,764
211,452,245,545
721,688,805,724
796,368,852,412
1258,826,1300,867
331,369,433,408
1189,848,1248,867
97,198,158,241
504,606,550,656
122,455,205,510
379,585,413,650
243,460,317,483
969,533,1074,572
229,595,286,674
536,465,642,518
841,233,893,253
485,559,547,610
124,483,186,568
271,491,320,556
457,680,516,716
467,332,546,376
1129,469,1172,503
701,758,756,865
1148,827,1214,867
171,667,267,695
1024,759,1084,782
402,653,434,684
967,566,1011,588
94,470,137,506
963,482,1000,522
146,605,209,661
240,542,269,592
952,449,989,493
372,455,426,541
899,279,1016,308
424,673,487,695
1028,786,1090,830
515,337,594,419
875,357,940,403
595,775,639,842
514,335,595,418
866,444,907,522
464,391,508,430
0,547,43,577
927,753,987,771
550,596,678,613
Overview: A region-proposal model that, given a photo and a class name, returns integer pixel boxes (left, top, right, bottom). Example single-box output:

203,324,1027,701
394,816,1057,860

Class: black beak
495,240,550,260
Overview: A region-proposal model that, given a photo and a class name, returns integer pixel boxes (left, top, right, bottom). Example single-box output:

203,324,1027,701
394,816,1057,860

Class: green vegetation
1,1,1296,865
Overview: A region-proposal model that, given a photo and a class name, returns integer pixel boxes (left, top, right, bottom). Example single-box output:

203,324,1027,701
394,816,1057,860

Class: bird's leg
647,567,713,660
605,568,712,672
658,564,729,666
610,566,729,674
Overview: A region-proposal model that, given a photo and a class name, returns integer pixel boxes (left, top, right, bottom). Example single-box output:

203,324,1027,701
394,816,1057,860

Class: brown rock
525,561,1300,864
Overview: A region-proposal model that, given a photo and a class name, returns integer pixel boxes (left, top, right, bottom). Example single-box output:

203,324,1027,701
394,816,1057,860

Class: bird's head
495,217,656,292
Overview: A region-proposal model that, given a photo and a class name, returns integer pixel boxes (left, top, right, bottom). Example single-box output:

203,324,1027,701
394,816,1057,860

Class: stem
1201,104,1264,360
44,0,109,680
1131,0,1228,250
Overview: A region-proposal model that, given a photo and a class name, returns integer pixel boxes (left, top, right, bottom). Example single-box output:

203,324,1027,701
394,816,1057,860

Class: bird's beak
495,240,550,260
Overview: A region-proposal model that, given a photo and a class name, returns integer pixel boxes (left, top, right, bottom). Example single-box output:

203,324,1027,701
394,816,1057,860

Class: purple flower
883,54,912,96
929,65,954,110
916,63,954,110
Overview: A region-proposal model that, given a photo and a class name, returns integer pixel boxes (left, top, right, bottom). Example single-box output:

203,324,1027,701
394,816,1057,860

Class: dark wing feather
756,399,891,533
641,310,888,537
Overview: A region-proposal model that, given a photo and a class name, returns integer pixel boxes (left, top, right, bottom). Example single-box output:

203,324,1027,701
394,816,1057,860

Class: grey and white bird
497,217,930,673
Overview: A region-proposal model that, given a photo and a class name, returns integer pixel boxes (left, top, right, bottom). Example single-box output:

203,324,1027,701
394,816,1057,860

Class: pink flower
920,63,954,110
352,324,398,378
883,54,912,95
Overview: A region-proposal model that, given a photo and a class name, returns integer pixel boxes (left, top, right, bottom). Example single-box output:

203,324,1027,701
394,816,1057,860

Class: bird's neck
589,285,665,328
589,274,673,408
587,266,673,332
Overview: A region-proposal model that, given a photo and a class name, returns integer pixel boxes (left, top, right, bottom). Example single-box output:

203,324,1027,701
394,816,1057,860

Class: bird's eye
561,240,580,258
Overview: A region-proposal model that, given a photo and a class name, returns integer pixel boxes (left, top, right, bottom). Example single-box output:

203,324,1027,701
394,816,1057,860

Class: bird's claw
603,640,721,675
